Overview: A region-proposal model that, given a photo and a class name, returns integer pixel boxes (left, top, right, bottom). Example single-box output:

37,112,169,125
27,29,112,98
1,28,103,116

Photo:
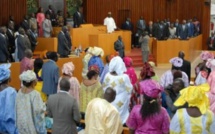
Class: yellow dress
170,108,215,134
80,81,103,113
35,70,47,102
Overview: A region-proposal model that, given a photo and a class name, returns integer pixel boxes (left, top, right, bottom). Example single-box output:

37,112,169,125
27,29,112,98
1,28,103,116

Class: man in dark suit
45,5,56,26
154,21,168,40
17,27,31,61
42,52,59,96
21,15,30,31
57,26,71,58
145,21,155,37
174,19,180,36
121,17,133,47
26,26,38,52
114,36,125,58
178,51,191,82
47,77,81,134
187,19,194,38
0,26,10,63
178,20,189,40
207,32,215,50
73,7,85,28
6,22,15,61
65,25,72,50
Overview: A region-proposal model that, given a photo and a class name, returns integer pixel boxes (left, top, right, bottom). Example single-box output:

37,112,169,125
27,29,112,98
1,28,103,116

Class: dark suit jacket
6,29,15,53
0,34,9,62
146,25,155,37
178,24,189,40
17,35,31,60
121,21,133,32
57,32,70,57
207,37,215,50
73,11,85,28
65,31,72,49
41,60,59,95
45,9,56,26
21,20,30,30
179,59,191,81
154,24,168,40
27,30,37,52
187,23,194,37
114,40,125,58
47,92,81,134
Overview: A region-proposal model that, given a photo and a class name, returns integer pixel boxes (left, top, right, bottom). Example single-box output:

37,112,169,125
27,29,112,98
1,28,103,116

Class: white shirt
104,17,117,33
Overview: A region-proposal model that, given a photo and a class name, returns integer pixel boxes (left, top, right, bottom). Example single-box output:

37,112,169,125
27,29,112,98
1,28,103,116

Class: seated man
85,87,123,134
47,77,81,134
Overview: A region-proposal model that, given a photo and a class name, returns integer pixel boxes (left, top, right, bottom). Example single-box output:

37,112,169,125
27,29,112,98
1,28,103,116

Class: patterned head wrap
174,83,210,114
170,57,183,67
200,51,214,61
19,70,37,82
141,80,163,98
62,62,75,76
0,64,11,83
140,62,155,79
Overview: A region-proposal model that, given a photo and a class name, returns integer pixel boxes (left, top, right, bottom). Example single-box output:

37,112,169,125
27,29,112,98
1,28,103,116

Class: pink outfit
58,76,80,105
126,105,170,134
36,13,45,37
123,57,138,85
20,57,33,74
207,71,215,113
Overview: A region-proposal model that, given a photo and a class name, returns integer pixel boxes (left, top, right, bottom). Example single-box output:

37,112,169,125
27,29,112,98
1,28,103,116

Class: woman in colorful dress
80,65,103,117
0,64,18,134
57,62,80,105
170,84,215,133
34,58,47,102
126,80,170,134
36,7,45,37
16,70,46,134
103,56,133,124
82,47,93,78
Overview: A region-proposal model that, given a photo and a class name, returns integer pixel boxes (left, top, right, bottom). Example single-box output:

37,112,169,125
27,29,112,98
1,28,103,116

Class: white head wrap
109,56,126,75
91,47,104,57
19,70,37,82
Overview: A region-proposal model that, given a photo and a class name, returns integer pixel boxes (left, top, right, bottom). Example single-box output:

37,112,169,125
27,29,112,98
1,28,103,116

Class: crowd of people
1,44,215,133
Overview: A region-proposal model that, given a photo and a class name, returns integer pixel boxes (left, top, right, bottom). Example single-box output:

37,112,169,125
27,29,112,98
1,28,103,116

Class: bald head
60,77,70,91
178,51,185,59
104,87,116,103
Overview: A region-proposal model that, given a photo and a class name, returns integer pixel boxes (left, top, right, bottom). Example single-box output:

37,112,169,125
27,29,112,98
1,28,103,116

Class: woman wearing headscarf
100,54,114,84
88,46,104,76
126,80,170,134
195,51,213,79
16,70,46,134
123,56,138,85
103,56,133,124
34,58,47,102
80,65,103,118
57,62,80,105
0,64,18,134
82,47,93,78
160,57,189,88
206,58,215,113
170,84,215,133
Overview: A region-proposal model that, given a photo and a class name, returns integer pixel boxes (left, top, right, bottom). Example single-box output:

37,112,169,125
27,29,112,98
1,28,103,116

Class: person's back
47,92,80,134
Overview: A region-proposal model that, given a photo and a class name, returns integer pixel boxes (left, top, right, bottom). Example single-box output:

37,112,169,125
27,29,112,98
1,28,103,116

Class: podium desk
152,35,202,65
89,31,131,58
35,37,58,52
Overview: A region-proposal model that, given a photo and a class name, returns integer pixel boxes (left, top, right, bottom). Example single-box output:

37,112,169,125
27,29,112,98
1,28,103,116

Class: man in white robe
104,12,117,33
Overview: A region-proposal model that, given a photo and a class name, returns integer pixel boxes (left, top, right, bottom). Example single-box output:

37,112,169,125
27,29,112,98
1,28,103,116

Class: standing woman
34,58,47,102
36,7,45,37
126,80,170,134
16,70,46,134
58,62,80,105
0,64,18,134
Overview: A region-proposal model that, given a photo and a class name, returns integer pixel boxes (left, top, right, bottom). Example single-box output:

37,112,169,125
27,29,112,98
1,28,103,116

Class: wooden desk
35,37,58,52
10,57,83,90
89,31,131,60
152,35,202,65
